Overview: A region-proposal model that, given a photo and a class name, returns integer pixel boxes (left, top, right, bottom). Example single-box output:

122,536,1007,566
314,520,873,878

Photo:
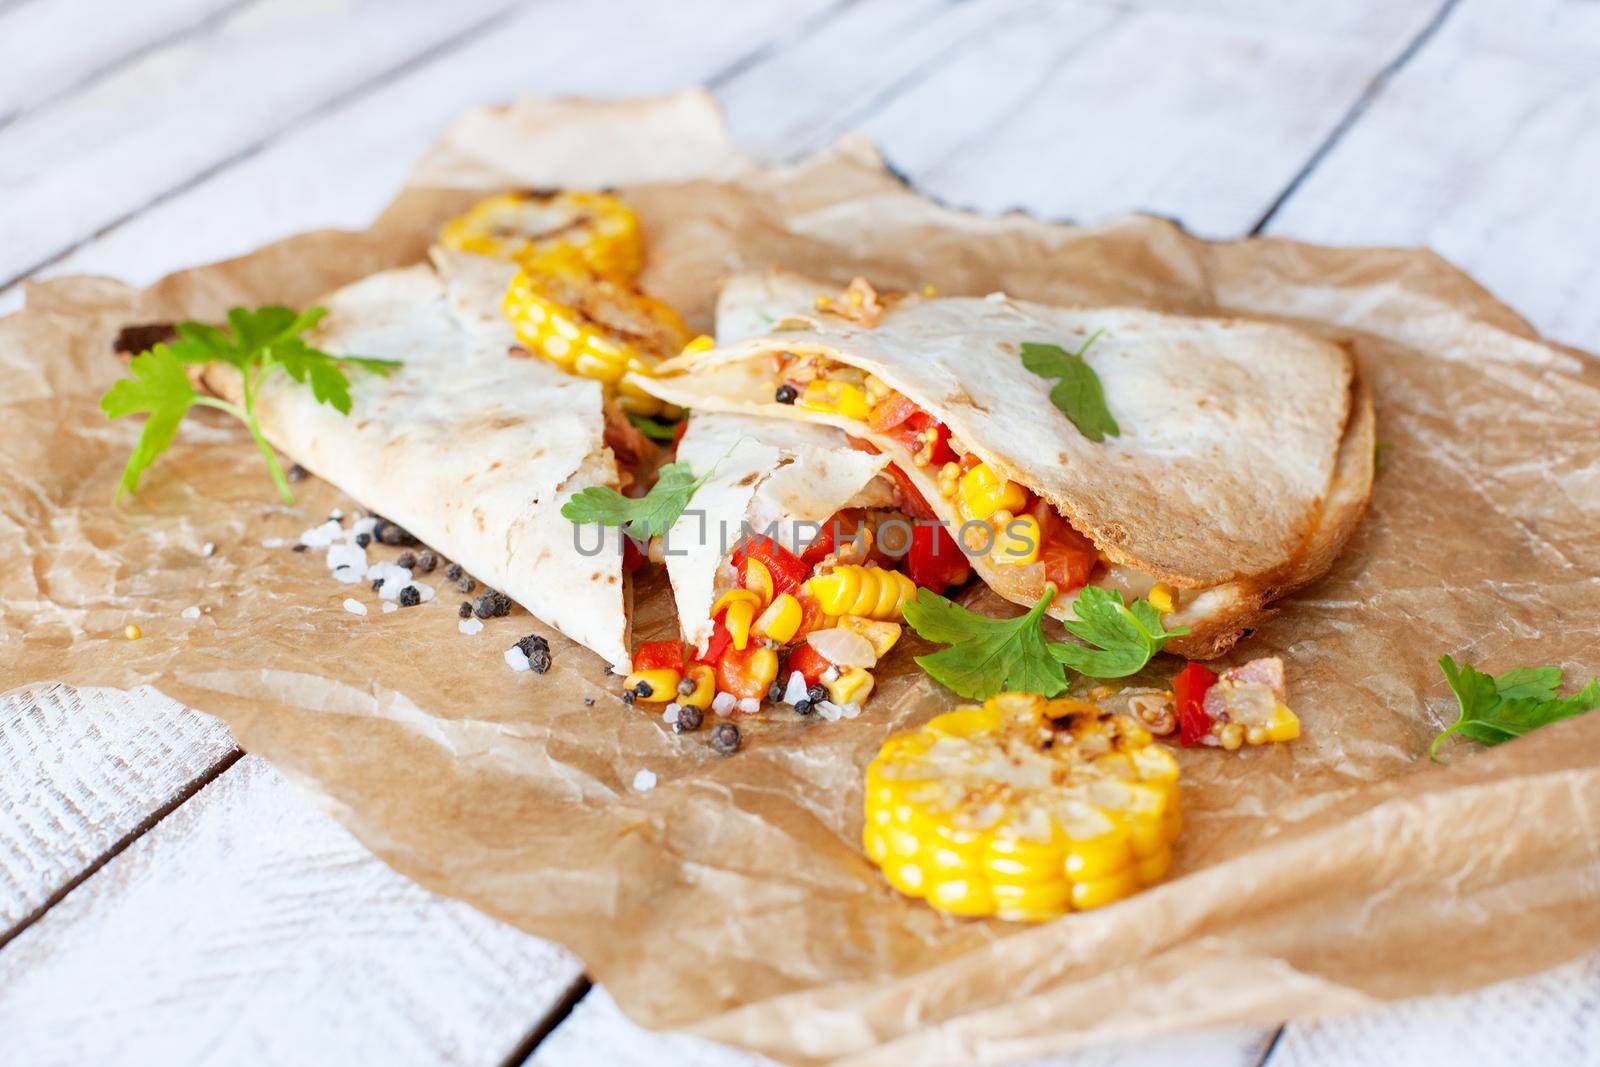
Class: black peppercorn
286,463,309,482
677,676,697,696
457,577,477,594
395,551,417,569
516,634,551,674
472,594,497,619
621,689,636,706
416,550,437,573
767,681,785,704
794,699,814,716
398,585,421,607
710,722,741,754
371,578,383,591
445,563,463,581
292,543,308,553
775,384,798,404
674,704,704,733
458,601,473,619
355,532,371,548
807,683,827,705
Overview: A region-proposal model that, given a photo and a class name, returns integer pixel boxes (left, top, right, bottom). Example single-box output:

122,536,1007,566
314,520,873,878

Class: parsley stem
194,390,293,505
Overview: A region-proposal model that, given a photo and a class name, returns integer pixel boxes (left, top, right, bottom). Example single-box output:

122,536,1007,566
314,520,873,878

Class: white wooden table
4,1,1599,1063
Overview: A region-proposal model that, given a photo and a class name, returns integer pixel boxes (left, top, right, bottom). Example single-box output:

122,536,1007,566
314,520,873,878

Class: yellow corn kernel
681,334,715,357
797,379,872,421
680,664,715,710
994,513,1041,566
1264,702,1300,743
862,690,1182,922
1148,583,1176,614
826,667,875,707
614,393,663,417
838,616,901,658
124,624,142,640
724,598,757,651
712,588,763,616
803,566,914,621
439,190,644,278
748,647,780,693
623,669,682,703
754,593,802,644
742,559,775,607
957,462,1028,521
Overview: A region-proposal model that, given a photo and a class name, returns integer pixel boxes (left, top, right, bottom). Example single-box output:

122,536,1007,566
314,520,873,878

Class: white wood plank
0,684,235,930
851,0,1444,236
0,753,584,1065
1264,0,1600,352
0,0,244,123
1267,950,1600,1067
1,0,841,306
531,984,1276,1067
0,0,514,288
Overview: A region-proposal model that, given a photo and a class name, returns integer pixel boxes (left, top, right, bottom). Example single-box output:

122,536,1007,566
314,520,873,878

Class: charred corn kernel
838,616,901,658
995,514,1041,566
123,624,142,640
748,647,781,693
681,334,715,357
826,667,875,707
863,692,1182,922
754,593,802,644
712,588,763,615
803,566,916,621
724,599,757,651
1264,703,1300,743
440,190,643,278
503,264,690,387
624,669,682,703
957,462,1027,521
742,559,775,606
681,664,715,710
1148,583,1176,614
797,379,872,421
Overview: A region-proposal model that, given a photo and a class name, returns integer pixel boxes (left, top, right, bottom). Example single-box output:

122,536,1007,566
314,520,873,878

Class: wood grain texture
0,684,235,931
853,0,1445,236
1267,951,1600,1066
0,0,245,124
0,753,585,1066
1266,0,1600,352
532,985,1277,1067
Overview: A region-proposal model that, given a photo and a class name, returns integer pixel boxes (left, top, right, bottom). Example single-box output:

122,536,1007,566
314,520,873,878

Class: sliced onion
805,627,877,668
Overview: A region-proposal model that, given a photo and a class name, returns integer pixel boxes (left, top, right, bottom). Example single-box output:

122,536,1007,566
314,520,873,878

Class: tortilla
645,270,1374,657
197,253,633,670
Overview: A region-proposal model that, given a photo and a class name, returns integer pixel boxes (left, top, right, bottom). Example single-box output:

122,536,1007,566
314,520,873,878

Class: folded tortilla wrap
644,271,1374,657
197,254,632,670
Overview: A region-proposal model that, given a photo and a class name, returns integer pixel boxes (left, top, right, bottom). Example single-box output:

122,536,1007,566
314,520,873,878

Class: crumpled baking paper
3,90,1599,1067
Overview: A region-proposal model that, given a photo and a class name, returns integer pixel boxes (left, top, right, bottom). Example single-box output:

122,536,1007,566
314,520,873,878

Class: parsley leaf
1020,330,1120,442
903,587,1071,700
99,305,398,504
1431,656,1600,761
561,461,713,542
625,411,682,442
1049,586,1189,679
99,345,200,500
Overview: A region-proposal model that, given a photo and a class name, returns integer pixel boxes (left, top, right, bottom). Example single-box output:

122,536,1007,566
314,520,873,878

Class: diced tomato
716,644,771,701
672,418,689,449
695,611,732,665
906,521,970,594
732,535,809,596
1173,662,1219,747
888,412,956,468
622,537,646,574
632,640,684,673
793,591,828,638
799,518,837,567
867,392,919,433
883,463,934,520
786,642,831,686
1029,500,1099,592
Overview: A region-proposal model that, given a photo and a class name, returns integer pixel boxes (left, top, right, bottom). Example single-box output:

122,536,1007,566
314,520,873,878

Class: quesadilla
643,271,1375,658
196,252,634,671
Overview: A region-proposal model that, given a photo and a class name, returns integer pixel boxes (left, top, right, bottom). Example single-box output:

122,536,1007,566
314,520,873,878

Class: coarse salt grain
413,581,435,603
984,291,1008,302
328,508,344,521
180,606,201,620
332,566,363,585
299,520,343,548
662,704,680,725
841,703,862,719
200,542,216,557
382,602,398,614
458,618,484,636
632,769,657,792
261,537,287,549
711,691,736,714
342,598,367,616
737,697,761,714
504,646,531,672
816,700,844,722
782,670,808,705
349,516,378,539
327,543,366,572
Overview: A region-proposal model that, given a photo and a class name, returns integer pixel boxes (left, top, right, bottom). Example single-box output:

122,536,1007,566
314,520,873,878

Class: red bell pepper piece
883,463,935,520
694,611,733,665
786,642,831,686
622,537,646,574
1173,662,1219,747
799,520,836,567
732,535,810,596
906,521,970,594
867,392,919,433
632,640,685,673
889,412,956,468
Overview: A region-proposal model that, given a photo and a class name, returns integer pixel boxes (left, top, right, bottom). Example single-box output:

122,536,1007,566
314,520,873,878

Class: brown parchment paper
5,90,1600,1066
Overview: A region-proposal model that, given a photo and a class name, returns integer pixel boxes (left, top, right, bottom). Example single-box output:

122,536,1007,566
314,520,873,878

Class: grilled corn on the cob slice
803,565,916,621
439,190,643,278
863,692,1182,922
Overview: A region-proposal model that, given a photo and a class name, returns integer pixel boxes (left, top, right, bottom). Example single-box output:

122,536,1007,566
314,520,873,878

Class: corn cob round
803,565,916,621
439,190,643,279
863,692,1182,922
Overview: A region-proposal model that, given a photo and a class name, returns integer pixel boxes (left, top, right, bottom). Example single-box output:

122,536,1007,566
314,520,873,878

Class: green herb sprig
1050,585,1189,679
1431,655,1600,761
561,461,713,542
100,306,398,504
1020,330,1119,442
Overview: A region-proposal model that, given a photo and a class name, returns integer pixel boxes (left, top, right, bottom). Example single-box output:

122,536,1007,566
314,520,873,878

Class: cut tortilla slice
644,270,1374,658
197,254,632,671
